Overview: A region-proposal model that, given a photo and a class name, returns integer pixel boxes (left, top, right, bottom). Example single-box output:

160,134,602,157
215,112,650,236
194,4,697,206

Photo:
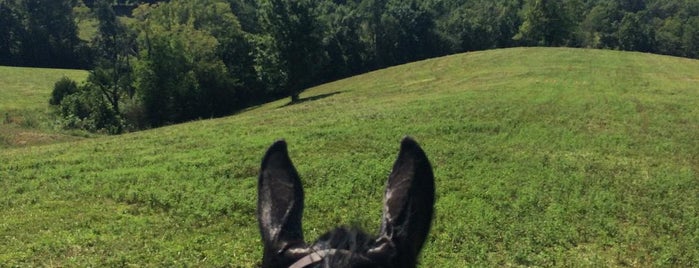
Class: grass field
0,66,90,148
1,47,698,266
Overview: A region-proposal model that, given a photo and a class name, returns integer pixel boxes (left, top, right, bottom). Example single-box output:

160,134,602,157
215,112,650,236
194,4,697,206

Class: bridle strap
288,249,337,268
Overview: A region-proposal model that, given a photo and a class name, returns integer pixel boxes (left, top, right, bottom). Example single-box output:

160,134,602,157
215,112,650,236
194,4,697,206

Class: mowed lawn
0,66,89,147
1,48,698,266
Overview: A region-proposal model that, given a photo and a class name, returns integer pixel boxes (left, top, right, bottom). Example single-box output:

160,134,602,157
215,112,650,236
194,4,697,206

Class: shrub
57,83,124,134
49,77,79,106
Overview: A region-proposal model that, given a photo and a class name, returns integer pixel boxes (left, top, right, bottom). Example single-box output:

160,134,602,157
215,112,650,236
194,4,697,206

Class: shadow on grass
280,91,344,108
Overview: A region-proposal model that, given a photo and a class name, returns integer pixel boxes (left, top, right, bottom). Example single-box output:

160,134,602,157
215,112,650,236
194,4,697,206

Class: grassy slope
0,66,90,147
1,48,698,266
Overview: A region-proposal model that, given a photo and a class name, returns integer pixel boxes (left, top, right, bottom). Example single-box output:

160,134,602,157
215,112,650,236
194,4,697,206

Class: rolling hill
1,47,698,266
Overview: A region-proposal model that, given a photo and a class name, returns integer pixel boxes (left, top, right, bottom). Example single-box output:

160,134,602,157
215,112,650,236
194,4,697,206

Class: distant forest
1,0,698,133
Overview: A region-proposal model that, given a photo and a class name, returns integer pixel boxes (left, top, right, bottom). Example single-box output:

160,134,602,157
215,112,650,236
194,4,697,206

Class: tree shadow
280,91,344,108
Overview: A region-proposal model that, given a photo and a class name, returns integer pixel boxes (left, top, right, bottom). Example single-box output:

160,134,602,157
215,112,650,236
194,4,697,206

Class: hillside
1,47,698,266
0,66,90,148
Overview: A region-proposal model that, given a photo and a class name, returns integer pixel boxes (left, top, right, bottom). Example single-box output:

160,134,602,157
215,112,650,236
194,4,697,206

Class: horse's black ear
258,140,306,267
371,137,435,267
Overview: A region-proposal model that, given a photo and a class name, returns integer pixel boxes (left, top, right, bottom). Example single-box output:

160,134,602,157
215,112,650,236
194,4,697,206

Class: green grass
0,66,90,148
0,66,87,111
1,47,698,266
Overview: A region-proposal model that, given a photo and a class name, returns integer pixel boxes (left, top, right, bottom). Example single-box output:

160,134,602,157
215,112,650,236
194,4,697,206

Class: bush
50,77,79,106
57,83,124,134
59,92,91,120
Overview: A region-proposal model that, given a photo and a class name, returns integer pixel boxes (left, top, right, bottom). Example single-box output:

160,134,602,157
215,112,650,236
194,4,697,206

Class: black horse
257,137,435,268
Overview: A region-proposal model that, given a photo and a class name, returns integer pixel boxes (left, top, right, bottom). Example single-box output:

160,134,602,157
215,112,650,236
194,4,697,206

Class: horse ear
258,140,306,267
372,137,435,266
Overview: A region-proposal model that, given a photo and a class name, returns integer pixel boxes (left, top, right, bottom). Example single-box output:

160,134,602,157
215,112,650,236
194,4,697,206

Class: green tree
682,17,699,58
617,12,654,52
226,0,260,33
442,1,520,52
257,0,326,102
580,1,624,49
20,0,88,68
133,0,238,126
358,0,388,68
89,0,135,126
318,1,371,79
135,26,200,125
655,16,684,56
514,0,572,46
190,0,259,110
0,1,24,65
376,1,443,66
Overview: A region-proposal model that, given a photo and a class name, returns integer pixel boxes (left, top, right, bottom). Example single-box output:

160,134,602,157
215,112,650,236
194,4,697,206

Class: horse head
257,137,435,268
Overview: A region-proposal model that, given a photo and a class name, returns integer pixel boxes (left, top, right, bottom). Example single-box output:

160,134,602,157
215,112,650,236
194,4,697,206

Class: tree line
2,0,698,133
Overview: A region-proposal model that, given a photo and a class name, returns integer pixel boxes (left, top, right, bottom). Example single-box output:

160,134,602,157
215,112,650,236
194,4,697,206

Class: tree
188,0,259,110
133,0,239,126
257,0,326,102
514,0,572,46
20,0,88,68
682,17,699,58
89,0,135,125
135,27,201,126
617,12,654,52
376,1,443,66
318,1,371,80
358,0,388,68
0,1,24,65
226,0,260,33
442,1,520,52
655,16,684,56
580,1,624,49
